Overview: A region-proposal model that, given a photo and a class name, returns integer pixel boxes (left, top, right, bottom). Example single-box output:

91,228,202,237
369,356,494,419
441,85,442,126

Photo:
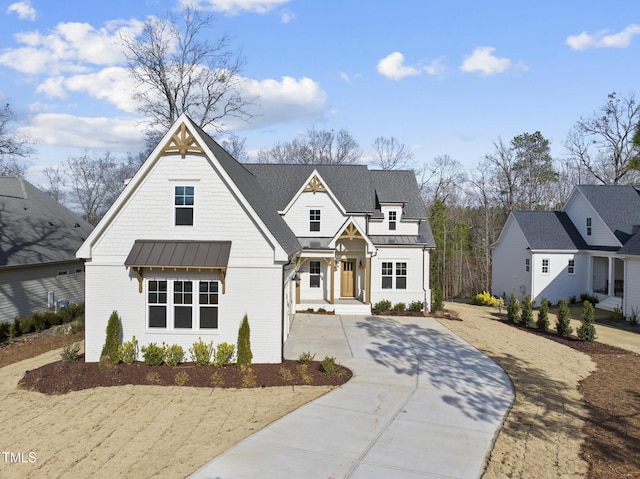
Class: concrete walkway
191,314,514,479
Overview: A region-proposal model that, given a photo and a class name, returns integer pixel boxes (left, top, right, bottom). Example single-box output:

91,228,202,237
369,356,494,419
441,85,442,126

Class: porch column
365,257,371,304
608,257,614,297
329,258,335,304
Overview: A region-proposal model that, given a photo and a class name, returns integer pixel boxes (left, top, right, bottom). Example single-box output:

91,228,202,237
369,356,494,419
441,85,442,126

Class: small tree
100,310,121,367
521,295,534,327
236,314,252,371
556,299,573,337
507,293,521,323
431,285,444,312
577,301,597,341
536,297,550,332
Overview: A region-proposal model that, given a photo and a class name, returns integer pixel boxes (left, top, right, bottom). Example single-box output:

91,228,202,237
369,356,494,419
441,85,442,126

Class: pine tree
577,301,597,341
521,295,534,327
100,310,121,367
236,314,253,371
556,299,573,337
431,285,444,312
507,293,521,323
536,297,550,332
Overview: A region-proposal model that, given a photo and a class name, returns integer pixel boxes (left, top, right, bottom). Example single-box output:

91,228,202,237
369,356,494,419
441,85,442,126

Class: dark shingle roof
618,231,640,255
575,185,640,244
191,123,301,258
512,211,587,250
0,177,94,267
370,170,428,220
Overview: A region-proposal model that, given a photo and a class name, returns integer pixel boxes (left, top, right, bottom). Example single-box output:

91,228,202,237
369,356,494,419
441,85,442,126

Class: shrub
213,342,235,367
536,297,550,332
146,371,161,384
630,307,639,326
298,351,316,364
163,343,185,367
317,307,327,313
71,315,85,333
7,320,17,342
521,295,535,327
556,299,573,337
373,299,392,312
431,285,444,312
19,317,34,335
578,301,597,341
471,291,505,308
392,302,406,312
189,338,214,365
506,293,521,323
610,305,624,322
100,311,121,367
296,363,312,384
174,371,190,386
569,295,577,305
31,312,45,332
60,343,81,362
241,370,257,388
236,314,252,371
119,336,138,365
278,366,293,381
408,300,424,312
580,293,599,304
210,371,225,387
320,356,339,376
141,342,165,366
0,322,7,340
42,309,59,328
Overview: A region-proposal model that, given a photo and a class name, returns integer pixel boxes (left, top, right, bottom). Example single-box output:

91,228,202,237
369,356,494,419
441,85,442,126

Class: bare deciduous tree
564,92,640,185
0,100,34,176
257,127,362,165
120,5,253,144
416,155,466,206
370,136,413,170
219,133,248,161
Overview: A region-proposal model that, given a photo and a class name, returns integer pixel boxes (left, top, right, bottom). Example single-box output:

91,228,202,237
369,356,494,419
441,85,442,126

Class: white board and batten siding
624,257,640,318
370,246,429,306
492,215,531,301
83,152,285,363
564,192,620,247
530,252,588,305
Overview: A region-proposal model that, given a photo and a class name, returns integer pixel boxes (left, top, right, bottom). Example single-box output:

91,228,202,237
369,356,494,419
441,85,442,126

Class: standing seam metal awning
124,240,231,293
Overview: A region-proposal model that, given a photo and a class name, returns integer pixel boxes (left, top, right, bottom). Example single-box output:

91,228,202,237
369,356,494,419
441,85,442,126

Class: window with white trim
382,262,393,289
309,209,320,232
175,186,194,226
586,217,592,236
396,262,407,289
148,279,219,330
542,258,550,275
525,258,530,272
309,261,321,288
568,259,575,275
388,211,397,231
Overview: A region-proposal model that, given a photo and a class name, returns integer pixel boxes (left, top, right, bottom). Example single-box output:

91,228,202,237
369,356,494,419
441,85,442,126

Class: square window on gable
309,209,321,232
175,186,194,226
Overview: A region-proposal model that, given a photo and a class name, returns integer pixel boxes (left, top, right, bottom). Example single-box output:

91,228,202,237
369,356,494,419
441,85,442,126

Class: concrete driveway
191,314,514,479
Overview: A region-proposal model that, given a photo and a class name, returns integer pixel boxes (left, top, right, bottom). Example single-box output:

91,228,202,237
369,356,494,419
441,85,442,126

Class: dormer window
586,217,592,236
309,209,320,232
389,211,397,230
175,186,194,226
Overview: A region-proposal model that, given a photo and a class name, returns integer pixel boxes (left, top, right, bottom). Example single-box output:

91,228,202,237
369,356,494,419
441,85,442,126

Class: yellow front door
340,260,355,297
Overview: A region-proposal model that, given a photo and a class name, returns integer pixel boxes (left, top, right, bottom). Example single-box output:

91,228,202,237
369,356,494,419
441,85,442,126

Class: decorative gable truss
281,170,346,215
161,122,205,157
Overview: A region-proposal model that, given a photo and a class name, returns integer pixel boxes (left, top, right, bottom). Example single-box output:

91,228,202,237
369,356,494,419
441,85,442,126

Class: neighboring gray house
492,184,640,317
0,176,94,322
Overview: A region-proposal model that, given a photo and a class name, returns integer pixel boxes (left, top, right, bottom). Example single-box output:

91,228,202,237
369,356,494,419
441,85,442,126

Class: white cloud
17,113,146,151
224,76,327,129
183,0,290,15
566,24,640,50
0,19,144,75
377,52,421,80
279,8,295,23
424,58,447,77
6,1,36,21
460,46,512,75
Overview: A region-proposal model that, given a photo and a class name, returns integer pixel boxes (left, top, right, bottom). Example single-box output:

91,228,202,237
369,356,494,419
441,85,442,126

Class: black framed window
175,186,194,225
173,281,193,328
586,217,592,236
148,280,167,328
389,211,397,231
542,258,550,275
525,258,530,272
199,281,219,329
568,259,575,275
382,262,393,289
309,261,321,288
396,262,407,289
309,209,321,232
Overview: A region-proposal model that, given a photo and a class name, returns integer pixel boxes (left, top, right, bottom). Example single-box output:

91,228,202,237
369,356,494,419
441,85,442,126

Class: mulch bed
18,356,352,395
490,312,640,478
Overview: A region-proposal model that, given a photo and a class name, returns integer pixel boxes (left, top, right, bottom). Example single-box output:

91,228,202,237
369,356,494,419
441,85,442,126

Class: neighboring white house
492,185,640,317
0,176,94,323
77,115,435,363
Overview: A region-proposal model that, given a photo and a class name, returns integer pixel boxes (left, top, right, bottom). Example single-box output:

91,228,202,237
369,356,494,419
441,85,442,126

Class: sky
1,0,639,188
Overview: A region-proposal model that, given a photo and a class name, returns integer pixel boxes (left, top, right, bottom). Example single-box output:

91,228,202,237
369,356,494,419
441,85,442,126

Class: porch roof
124,240,231,269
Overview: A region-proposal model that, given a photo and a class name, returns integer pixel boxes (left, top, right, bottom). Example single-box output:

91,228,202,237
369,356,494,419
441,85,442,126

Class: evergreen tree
521,295,534,327
577,301,597,341
507,293,521,323
536,297,550,332
431,284,444,312
556,299,573,337
236,314,253,371
100,310,121,367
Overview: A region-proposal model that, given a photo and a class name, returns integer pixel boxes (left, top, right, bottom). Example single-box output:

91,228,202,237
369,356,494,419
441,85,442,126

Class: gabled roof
0,176,93,267
369,170,428,220
618,231,640,256
572,185,640,244
511,211,587,250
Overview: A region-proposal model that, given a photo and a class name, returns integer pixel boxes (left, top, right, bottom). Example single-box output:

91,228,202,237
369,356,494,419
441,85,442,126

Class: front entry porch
590,255,624,312
297,298,372,315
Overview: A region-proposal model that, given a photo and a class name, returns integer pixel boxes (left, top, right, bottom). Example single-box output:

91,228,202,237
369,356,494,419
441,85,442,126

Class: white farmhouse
77,115,434,363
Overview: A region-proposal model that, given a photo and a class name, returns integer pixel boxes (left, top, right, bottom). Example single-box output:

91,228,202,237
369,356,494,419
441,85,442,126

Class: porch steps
596,296,622,312
333,302,372,315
